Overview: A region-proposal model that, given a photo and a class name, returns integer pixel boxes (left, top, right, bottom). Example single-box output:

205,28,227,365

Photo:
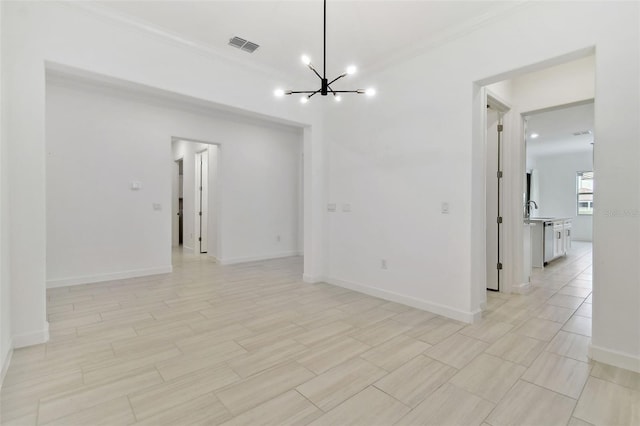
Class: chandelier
274,0,375,103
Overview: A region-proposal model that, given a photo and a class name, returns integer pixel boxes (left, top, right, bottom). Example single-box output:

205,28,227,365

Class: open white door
195,149,208,253
486,107,500,291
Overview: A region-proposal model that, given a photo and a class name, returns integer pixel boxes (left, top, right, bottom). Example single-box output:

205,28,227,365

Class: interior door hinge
198,237,202,242
497,262,503,270
199,211,202,216
497,171,503,178
497,124,504,132
497,216,503,224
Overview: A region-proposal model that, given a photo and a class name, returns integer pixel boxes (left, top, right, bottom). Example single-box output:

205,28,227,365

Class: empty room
0,1,638,425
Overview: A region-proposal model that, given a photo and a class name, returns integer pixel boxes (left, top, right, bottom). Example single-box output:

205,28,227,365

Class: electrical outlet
327,203,337,212
441,202,450,214
381,259,388,270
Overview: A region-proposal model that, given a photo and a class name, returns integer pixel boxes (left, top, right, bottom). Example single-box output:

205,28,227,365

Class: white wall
532,151,593,241
0,0,13,382
2,1,326,348
46,77,302,285
324,1,639,369
208,146,220,259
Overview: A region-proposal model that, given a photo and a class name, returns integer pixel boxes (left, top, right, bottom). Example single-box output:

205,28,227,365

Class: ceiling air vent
228,36,259,53
241,41,260,53
572,130,592,136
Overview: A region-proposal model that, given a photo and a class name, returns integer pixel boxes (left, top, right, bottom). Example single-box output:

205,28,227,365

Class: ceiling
526,102,594,158
91,1,514,81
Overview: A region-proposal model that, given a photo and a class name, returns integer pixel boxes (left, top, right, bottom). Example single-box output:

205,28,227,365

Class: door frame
171,137,222,259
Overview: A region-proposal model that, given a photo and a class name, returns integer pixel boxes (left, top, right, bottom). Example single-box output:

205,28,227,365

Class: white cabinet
552,219,572,259
553,222,564,258
564,220,572,252
531,218,572,268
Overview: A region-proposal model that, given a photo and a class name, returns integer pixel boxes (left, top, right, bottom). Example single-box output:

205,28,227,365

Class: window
577,171,594,215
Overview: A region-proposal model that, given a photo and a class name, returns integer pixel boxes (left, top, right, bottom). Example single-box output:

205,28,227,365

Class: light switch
327,203,337,212
441,202,450,214
342,203,351,212
130,181,142,190
153,203,162,211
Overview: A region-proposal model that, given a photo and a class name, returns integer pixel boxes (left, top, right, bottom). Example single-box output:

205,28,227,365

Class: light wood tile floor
2,242,638,425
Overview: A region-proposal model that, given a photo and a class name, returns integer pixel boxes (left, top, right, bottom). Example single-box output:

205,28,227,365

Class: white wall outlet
152,203,162,211
342,203,351,212
441,202,450,214
327,203,337,212
130,181,142,190
381,259,388,270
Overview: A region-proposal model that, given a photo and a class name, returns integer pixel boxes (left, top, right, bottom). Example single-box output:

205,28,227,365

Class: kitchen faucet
525,200,538,218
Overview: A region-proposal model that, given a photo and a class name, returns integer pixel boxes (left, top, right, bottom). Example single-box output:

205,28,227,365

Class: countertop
525,217,572,223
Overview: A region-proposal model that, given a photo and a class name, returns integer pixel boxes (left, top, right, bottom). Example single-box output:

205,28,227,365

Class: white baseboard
589,343,640,373
327,277,482,324
219,251,301,266
47,266,173,288
0,344,14,390
13,321,50,349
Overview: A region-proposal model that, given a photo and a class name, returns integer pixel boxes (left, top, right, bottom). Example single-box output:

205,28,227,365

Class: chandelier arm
331,90,366,93
308,89,322,98
287,90,321,94
307,64,323,81
328,73,347,86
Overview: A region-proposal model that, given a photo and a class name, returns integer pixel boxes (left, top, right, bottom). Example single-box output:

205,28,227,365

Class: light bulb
346,65,357,75
365,88,376,97
301,55,311,66
274,89,285,97
334,95,342,102
530,133,539,139
300,96,309,104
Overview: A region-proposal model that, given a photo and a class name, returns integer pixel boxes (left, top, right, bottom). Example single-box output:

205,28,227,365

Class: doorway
478,53,595,295
171,139,220,258
523,101,594,268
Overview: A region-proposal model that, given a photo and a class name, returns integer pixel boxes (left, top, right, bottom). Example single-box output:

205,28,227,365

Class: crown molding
63,1,291,82
363,1,532,76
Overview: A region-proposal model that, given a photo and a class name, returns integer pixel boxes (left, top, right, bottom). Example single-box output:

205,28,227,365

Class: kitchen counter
529,217,573,267
526,217,572,223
